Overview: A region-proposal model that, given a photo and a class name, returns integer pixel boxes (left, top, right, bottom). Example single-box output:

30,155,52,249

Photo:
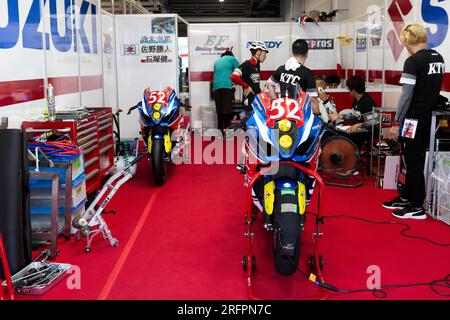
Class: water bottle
47,84,56,121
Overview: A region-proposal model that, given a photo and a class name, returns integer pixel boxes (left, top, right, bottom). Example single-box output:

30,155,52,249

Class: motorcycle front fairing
138,89,182,140
245,92,322,165
137,88,183,157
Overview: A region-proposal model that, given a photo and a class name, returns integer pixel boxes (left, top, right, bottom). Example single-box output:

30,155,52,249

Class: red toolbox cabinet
23,107,114,195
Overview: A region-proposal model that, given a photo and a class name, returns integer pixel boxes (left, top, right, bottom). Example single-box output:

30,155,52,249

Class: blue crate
30,197,87,216
30,174,87,215
29,172,85,189
28,154,85,185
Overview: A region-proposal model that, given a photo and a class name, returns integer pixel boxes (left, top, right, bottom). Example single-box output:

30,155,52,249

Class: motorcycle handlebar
127,104,139,115
127,100,191,115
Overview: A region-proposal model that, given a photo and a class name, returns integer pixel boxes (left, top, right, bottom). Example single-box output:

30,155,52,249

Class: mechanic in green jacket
213,50,240,132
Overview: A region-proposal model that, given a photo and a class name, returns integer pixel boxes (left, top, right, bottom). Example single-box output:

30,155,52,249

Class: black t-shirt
239,60,261,95
352,93,377,115
268,63,317,99
400,48,445,120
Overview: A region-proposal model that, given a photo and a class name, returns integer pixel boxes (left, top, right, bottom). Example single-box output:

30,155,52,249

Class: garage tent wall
0,0,449,135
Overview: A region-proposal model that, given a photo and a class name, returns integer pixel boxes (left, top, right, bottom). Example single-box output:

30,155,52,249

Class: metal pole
290,0,294,20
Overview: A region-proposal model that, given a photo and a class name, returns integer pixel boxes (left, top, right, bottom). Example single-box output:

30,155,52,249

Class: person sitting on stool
328,76,378,149
383,24,445,220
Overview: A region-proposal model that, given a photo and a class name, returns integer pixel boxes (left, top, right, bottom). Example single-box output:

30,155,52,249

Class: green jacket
213,55,240,91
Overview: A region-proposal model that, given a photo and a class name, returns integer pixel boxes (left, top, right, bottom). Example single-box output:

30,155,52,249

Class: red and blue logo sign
388,0,448,61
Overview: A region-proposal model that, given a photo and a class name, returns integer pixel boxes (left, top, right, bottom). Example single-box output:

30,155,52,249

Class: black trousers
401,119,431,208
214,88,233,131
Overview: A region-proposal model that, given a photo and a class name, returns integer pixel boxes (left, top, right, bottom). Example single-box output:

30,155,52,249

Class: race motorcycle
242,89,322,276
128,87,189,185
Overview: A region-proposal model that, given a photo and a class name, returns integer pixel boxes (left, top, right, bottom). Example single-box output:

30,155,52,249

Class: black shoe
382,196,409,210
392,206,427,220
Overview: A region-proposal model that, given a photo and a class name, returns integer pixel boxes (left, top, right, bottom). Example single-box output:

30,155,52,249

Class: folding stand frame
243,161,328,300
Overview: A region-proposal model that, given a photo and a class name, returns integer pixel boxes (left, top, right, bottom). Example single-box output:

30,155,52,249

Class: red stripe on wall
191,69,343,83
80,75,103,92
0,75,103,108
190,71,214,82
48,76,79,96
0,79,45,107
191,69,450,92
385,70,402,86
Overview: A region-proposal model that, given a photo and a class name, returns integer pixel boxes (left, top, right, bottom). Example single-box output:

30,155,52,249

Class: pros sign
0,0,98,54
305,39,334,50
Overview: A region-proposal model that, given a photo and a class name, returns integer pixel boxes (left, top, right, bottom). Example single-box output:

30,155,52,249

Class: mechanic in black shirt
329,76,378,133
230,41,268,116
326,76,378,150
266,39,319,114
383,24,445,220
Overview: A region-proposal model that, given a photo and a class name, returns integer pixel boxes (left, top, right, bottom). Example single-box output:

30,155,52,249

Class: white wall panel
101,10,117,109
78,0,103,106
291,22,340,71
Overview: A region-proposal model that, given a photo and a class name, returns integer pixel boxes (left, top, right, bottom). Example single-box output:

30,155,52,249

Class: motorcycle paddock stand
0,233,14,300
242,161,328,300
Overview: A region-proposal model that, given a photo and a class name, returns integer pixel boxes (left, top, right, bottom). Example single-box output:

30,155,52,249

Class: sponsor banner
305,39,334,50
121,17,175,65
245,41,284,49
0,0,103,112
385,0,450,72
195,35,233,56
356,27,367,52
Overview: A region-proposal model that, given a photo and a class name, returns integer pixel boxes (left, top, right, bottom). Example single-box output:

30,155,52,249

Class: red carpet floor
18,140,450,300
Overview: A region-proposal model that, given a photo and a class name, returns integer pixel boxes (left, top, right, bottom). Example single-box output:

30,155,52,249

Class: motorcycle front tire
273,190,302,276
151,139,166,186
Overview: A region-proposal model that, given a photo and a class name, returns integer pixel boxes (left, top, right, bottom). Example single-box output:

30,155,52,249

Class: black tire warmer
0,129,31,278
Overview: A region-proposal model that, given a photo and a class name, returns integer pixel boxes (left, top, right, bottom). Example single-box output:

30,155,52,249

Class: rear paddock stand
242,162,328,300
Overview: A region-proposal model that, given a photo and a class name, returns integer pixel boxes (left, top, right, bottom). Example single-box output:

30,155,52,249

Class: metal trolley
73,155,143,253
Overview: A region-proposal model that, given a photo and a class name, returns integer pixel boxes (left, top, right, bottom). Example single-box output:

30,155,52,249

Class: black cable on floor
291,212,450,298
306,212,450,247
290,256,450,298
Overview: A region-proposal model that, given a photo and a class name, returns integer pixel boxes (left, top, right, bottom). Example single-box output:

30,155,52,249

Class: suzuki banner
0,0,104,124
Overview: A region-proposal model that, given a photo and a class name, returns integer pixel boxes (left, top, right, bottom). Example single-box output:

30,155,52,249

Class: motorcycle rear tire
151,139,166,186
273,191,302,276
